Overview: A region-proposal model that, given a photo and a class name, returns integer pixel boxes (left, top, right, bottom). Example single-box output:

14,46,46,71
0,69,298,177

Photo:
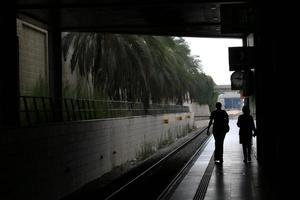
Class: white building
215,85,242,110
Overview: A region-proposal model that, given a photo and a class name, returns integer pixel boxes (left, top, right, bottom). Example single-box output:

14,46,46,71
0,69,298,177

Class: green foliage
63,77,94,99
188,73,219,110
62,33,217,107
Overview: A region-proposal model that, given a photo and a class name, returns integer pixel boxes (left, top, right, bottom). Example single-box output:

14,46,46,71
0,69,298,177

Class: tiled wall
2,112,194,200
17,19,49,96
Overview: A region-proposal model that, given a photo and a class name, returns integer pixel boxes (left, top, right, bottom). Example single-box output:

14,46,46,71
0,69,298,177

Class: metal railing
19,96,189,126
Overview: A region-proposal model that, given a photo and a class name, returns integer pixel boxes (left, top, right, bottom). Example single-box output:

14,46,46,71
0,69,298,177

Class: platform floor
169,119,274,200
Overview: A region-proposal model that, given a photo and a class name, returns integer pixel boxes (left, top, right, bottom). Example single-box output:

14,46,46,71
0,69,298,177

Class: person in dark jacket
237,105,257,163
207,102,229,163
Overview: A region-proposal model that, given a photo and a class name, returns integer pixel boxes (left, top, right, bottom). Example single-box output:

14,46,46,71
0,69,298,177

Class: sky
183,37,242,85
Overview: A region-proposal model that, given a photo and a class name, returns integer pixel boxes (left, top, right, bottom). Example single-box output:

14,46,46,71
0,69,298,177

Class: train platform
167,119,275,200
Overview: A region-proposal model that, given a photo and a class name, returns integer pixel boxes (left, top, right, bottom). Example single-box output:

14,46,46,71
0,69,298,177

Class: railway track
63,127,212,200
104,127,211,200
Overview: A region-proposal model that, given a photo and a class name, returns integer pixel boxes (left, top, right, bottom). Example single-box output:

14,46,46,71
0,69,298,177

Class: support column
241,35,250,107
48,9,63,121
0,5,20,127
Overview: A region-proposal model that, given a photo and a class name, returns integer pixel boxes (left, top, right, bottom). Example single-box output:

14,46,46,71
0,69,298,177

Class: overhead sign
228,47,254,71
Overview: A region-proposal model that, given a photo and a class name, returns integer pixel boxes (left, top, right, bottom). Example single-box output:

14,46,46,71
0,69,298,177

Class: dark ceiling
16,0,250,37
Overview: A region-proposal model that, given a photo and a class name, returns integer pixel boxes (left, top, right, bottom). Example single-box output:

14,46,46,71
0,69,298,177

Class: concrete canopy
16,0,248,37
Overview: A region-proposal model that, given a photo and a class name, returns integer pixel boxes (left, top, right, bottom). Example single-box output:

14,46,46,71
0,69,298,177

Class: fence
19,96,189,126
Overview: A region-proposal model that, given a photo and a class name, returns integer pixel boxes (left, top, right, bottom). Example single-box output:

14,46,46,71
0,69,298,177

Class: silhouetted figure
207,102,229,163
237,106,256,163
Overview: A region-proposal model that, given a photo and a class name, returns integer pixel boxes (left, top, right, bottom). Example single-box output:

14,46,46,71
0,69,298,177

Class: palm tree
62,33,216,111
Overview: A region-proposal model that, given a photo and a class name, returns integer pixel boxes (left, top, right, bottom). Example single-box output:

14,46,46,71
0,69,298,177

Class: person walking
237,105,257,163
207,102,229,163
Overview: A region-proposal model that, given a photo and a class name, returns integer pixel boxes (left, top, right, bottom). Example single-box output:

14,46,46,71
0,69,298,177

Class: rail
19,96,189,126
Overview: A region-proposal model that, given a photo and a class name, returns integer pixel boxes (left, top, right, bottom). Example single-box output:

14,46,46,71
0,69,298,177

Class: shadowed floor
169,119,275,200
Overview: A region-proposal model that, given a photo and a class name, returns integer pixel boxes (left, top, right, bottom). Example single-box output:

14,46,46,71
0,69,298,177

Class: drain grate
193,153,215,200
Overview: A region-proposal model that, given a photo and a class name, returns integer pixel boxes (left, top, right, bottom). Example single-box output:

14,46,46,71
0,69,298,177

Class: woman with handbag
207,102,229,164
